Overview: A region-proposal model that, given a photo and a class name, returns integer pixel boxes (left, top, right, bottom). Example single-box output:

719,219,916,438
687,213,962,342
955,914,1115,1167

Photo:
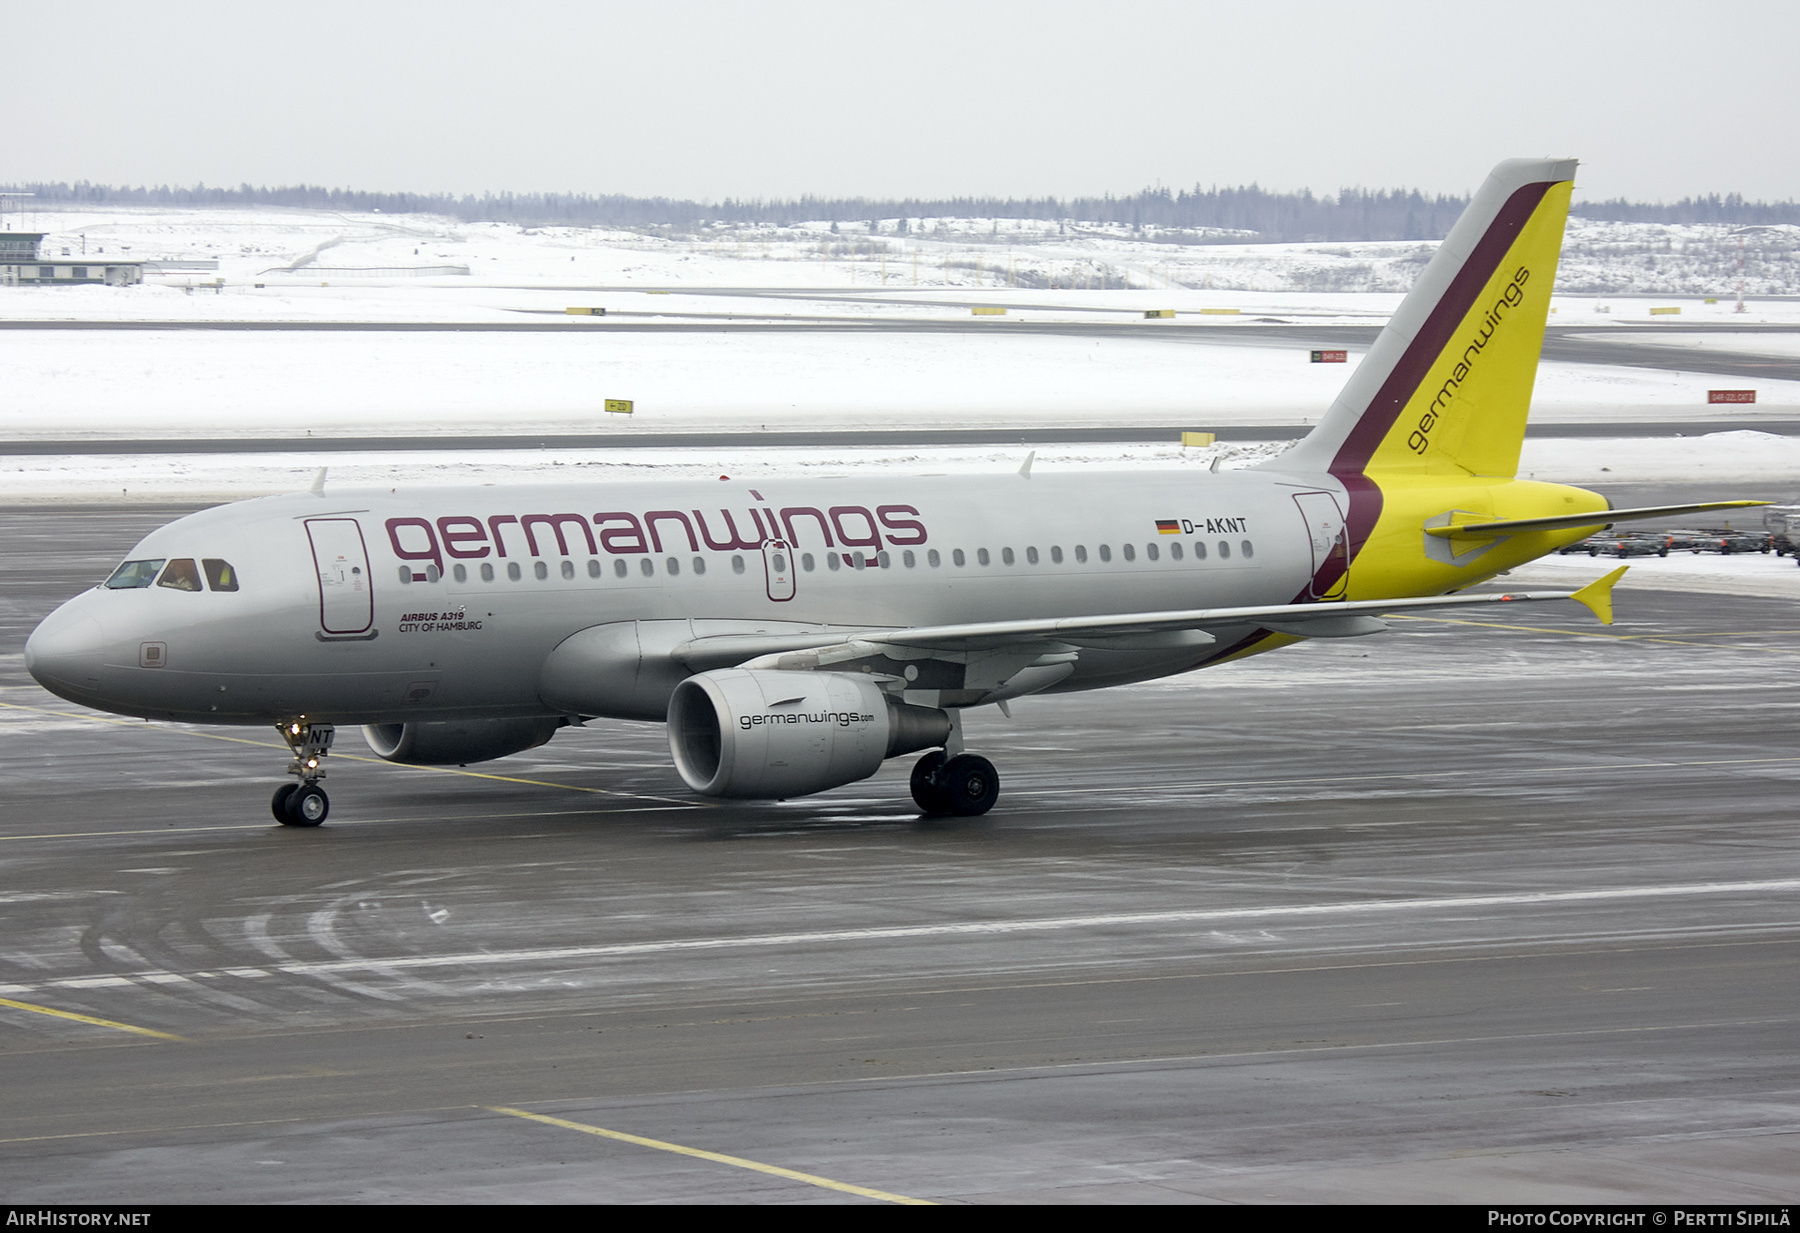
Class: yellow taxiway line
0,995,190,1043
487,1105,934,1205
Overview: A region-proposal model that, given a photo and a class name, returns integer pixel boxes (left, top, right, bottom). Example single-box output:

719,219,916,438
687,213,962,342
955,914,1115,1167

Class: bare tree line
7,180,1798,242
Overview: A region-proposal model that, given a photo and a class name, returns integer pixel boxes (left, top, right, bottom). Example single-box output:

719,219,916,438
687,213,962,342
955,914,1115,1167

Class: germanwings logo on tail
1408,265,1532,455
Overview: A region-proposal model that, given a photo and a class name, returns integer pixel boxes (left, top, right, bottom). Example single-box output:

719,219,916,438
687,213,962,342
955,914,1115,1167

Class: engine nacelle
667,670,951,799
361,717,562,766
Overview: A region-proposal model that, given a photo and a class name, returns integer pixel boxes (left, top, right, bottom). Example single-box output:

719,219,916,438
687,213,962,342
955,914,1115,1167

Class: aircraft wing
672,570,1627,669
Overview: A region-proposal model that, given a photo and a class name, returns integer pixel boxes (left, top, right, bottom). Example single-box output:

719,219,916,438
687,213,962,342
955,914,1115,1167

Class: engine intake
668,669,951,799
361,717,562,766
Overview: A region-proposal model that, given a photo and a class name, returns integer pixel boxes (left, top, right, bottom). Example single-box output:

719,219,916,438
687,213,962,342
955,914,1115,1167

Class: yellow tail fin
1279,158,1577,481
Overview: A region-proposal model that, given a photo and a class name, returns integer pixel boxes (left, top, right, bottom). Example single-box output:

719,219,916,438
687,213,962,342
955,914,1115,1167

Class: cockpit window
104,559,167,589
155,558,204,592
202,559,239,592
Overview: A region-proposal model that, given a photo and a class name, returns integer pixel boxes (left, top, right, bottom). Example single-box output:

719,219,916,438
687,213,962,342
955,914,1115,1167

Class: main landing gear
272,721,335,827
910,750,1000,816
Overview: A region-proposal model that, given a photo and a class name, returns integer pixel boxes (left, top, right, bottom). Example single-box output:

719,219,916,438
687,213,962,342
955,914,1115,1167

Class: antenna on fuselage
309,467,327,495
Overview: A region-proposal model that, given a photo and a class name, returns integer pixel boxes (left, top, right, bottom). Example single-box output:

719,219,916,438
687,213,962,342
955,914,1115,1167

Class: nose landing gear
273,721,335,827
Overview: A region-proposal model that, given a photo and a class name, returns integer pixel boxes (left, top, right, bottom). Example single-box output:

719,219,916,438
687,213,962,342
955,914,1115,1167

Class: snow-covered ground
4,206,1798,444
1504,546,1800,602
9,324,1797,442
9,203,1800,303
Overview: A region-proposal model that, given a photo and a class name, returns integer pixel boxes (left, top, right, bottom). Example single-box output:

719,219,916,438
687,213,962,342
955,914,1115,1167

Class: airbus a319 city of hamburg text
25,159,1758,825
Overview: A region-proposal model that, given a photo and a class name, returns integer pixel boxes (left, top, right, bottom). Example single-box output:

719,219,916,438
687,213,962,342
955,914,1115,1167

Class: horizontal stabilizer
1424,500,1769,539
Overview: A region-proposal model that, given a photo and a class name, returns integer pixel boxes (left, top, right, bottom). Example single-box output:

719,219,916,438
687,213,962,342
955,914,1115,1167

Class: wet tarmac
0,508,1795,1203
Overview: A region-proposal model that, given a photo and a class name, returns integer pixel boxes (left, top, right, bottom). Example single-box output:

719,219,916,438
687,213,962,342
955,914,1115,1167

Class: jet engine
361,717,563,766
667,669,951,799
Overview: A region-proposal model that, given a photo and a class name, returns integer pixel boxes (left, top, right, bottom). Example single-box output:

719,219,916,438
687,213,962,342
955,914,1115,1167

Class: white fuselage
26,466,1347,725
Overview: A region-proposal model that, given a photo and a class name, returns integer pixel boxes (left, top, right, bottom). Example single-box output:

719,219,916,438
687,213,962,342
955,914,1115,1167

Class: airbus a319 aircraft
25,158,1760,826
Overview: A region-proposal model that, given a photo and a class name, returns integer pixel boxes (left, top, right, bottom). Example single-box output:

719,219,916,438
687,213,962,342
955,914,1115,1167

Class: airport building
0,232,144,286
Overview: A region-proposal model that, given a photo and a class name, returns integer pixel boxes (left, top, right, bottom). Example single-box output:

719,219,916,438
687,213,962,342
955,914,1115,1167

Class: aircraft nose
25,605,105,700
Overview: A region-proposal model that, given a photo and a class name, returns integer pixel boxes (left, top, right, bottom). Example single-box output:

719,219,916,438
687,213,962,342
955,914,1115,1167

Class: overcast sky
6,1,1795,204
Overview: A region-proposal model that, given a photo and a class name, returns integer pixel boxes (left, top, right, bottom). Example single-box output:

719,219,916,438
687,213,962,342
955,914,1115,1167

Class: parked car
1666,528,1772,555
1561,531,1669,558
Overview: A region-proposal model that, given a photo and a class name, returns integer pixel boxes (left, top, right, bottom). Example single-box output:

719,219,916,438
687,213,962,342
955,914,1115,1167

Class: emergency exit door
763,538,795,602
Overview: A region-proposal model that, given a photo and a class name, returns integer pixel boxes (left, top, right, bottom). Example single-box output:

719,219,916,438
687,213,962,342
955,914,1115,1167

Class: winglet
1018,451,1035,479
1571,565,1627,625
309,467,327,495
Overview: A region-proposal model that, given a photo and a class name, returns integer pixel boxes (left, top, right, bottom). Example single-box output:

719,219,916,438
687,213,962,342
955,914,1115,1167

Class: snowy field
3,205,1798,445
10,323,1799,442
9,203,1799,299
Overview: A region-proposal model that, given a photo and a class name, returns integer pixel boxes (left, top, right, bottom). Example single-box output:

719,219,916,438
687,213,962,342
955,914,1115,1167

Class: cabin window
156,559,203,592
482,562,496,581
105,559,166,589
614,559,628,578
1098,544,1112,562
1218,541,1231,559
452,564,467,583
1075,545,1087,563
1050,546,1063,564
534,561,549,580
509,562,523,580
977,548,991,566
1146,542,1159,561
1193,541,1207,560
693,557,706,575
1122,544,1136,562
666,557,680,576
588,559,601,578
1001,547,1014,565
732,555,745,574
827,553,841,571
640,558,654,576
952,549,965,567
1169,542,1183,561
802,553,816,571
903,550,916,568
877,550,891,568
1242,540,1255,560
560,560,575,580
1026,546,1038,564
202,559,239,591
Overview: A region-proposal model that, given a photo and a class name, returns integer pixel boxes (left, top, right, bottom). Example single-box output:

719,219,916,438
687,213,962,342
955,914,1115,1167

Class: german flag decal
1155,519,1181,534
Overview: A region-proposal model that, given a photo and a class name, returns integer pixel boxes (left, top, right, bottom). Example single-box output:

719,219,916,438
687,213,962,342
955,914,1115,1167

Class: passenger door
1292,492,1349,600
305,518,374,634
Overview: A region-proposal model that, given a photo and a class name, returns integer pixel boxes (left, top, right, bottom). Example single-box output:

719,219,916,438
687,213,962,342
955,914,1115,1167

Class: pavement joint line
0,700,698,808
1386,614,1800,652
486,1105,934,1204
852,1013,1800,1091
0,995,190,1043
1006,755,1800,797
